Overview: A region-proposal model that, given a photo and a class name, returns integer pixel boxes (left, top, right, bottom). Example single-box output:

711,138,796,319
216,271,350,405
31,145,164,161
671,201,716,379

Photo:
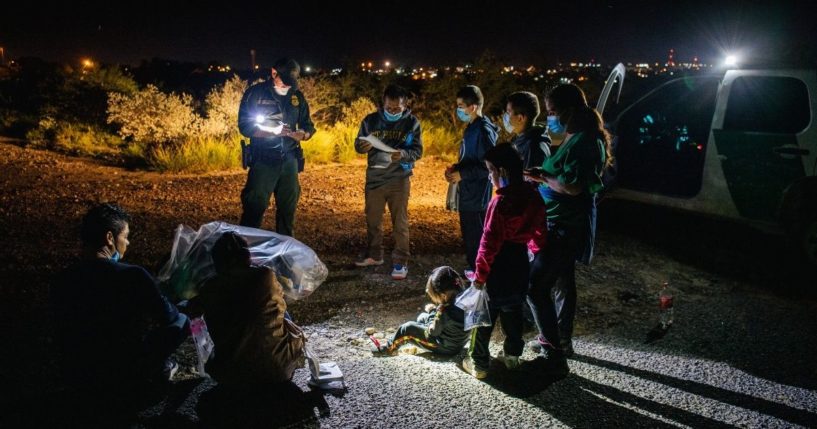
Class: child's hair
211,231,251,274
456,85,484,108
484,143,524,184
507,91,541,127
426,266,465,305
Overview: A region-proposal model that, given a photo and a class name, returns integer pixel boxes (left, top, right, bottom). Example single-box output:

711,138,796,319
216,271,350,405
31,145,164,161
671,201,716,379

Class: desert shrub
303,97,375,165
201,75,246,138
107,84,201,144
421,123,460,162
26,118,122,156
150,136,241,173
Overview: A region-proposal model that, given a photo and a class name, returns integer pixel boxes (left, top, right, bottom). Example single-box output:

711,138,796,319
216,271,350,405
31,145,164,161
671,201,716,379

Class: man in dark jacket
237,58,316,237
51,203,188,391
504,91,551,170
445,85,498,274
354,84,423,280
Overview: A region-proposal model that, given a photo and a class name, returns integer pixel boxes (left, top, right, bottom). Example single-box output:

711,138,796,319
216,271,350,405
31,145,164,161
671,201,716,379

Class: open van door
596,63,626,116
597,63,625,194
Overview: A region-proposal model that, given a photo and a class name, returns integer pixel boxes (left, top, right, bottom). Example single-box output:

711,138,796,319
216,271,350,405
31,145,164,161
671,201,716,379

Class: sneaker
528,335,568,360
527,335,552,354
160,358,179,382
497,351,521,370
368,336,393,356
391,264,408,280
462,357,488,379
355,257,384,267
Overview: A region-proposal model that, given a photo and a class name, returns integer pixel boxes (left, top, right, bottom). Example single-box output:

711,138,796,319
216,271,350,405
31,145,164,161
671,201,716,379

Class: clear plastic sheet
158,221,328,301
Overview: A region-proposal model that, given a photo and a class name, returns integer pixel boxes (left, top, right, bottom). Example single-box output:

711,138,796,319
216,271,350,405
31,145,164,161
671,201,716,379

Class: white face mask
274,86,289,96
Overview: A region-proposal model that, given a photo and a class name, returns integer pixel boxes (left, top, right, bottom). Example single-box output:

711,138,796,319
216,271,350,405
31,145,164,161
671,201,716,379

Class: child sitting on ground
370,266,468,356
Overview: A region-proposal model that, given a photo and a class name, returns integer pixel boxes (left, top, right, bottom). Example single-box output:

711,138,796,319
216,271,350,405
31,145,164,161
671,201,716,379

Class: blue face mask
456,107,471,122
384,110,403,122
499,177,509,188
111,250,121,263
547,115,565,134
502,112,514,133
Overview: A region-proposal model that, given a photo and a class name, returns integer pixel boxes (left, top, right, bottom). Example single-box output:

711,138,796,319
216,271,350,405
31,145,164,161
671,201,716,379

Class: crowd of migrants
51,57,611,396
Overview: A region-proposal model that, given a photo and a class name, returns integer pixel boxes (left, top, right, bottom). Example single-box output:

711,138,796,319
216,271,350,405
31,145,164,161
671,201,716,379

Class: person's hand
445,169,462,184
358,140,373,152
473,281,485,290
390,151,402,162
523,168,548,183
424,303,436,313
287,130,307,141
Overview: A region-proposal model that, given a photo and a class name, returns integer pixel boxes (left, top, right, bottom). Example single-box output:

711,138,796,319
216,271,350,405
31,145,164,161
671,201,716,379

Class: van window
613,76,719,197
723,76,810,134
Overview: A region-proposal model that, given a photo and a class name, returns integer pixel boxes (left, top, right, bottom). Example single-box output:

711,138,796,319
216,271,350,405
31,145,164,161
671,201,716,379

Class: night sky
2,0,814,68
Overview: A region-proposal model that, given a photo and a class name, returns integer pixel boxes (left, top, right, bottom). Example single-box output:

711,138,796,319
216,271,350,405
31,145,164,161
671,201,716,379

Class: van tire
780,179,817,267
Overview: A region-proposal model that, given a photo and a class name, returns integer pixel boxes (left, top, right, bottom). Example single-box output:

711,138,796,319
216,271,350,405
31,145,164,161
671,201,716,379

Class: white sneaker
462,357,488,379
355,257,384,267
391,264,408,280
497,351,520,370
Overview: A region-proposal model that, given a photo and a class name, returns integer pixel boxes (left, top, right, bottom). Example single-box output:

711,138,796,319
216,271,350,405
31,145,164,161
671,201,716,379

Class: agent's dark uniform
237,80,316,236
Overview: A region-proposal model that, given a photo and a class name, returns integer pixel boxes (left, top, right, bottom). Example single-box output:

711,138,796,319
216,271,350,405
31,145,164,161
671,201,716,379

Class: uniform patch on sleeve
290,95,300,106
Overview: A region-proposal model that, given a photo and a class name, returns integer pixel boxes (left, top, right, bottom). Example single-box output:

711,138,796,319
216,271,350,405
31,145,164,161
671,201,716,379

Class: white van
597,64,817,265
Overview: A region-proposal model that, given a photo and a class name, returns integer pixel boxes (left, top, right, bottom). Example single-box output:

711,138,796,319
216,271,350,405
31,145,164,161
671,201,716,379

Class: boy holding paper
353,84,423,280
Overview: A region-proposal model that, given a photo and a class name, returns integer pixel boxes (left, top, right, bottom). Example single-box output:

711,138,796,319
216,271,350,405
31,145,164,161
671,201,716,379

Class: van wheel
801,218,817,267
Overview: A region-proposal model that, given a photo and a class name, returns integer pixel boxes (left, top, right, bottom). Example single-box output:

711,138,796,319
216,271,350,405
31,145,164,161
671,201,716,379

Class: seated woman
198,231,305,386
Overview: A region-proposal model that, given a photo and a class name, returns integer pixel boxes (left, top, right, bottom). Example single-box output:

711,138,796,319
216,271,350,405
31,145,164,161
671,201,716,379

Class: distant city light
305,66,311,72
384,61,390,67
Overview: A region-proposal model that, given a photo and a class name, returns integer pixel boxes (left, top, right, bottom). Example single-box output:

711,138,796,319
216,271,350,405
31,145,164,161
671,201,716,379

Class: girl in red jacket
461,144,547,379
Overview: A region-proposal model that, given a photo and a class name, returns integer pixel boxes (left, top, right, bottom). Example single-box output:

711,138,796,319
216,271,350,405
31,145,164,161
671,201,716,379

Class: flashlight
254,112,286,135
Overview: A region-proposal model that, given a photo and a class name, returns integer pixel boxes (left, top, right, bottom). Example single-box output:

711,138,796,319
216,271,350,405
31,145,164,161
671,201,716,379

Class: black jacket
454,116,498,211
238,81,316,154
512,124,551,170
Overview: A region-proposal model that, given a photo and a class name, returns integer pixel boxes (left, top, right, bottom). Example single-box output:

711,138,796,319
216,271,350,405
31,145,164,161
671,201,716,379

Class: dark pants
527,224,581,348
388,313,460,355
459,210,486,271
468,304,525,370
240,158,300,236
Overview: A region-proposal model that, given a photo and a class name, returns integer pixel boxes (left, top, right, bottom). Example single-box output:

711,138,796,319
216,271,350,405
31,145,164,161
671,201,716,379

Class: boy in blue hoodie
445,85,498,275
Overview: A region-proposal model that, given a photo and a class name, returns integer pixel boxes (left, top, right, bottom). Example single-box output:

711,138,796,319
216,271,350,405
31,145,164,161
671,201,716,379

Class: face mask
384,110,403,122
547,115,565,134
274,86,289,96
111,250,121,263
456,107,471,122
499,177,509,188
502,112,514,133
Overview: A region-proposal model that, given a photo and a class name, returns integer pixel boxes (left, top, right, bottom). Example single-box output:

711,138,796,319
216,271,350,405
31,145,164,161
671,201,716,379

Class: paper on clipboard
360,135,399,153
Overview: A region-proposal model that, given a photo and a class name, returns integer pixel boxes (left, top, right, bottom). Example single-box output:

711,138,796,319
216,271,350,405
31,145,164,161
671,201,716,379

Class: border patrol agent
237,58,316,236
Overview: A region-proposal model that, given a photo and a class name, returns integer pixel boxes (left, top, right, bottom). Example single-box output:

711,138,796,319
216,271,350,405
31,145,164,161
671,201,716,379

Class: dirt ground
1,142,816,425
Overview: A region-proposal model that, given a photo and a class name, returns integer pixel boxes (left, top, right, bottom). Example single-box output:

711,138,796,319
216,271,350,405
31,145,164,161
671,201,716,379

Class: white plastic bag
190,317,214,375
158,221,329,301
454,283,491,330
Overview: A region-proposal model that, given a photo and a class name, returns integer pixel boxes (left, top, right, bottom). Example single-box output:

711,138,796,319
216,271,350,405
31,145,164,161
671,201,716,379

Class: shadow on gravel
2,379,202,428
196,381,330,429
572,354,817,427
526,371,734,429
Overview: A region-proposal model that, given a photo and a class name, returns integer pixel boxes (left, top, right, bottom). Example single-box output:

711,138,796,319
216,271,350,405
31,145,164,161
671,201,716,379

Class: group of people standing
363,81,610,378
50,58,611,393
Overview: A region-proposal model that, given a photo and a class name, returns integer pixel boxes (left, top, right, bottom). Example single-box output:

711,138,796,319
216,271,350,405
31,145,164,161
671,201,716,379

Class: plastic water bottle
659,282,674,329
